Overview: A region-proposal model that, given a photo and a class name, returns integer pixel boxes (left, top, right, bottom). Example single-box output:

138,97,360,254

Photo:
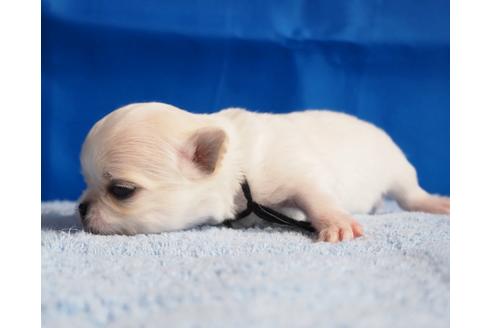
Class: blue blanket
42,0,450,200
42,201,449,327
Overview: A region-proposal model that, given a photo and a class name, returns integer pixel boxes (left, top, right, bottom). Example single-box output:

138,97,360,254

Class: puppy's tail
390,166,450,215
395,190,450,215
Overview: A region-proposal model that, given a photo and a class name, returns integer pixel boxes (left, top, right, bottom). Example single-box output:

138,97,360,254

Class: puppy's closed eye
108,183,137,200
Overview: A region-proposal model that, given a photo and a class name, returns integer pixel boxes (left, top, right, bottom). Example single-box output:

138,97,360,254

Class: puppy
79,102,449,242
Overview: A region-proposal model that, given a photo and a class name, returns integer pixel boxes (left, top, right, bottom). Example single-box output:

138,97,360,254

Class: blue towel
42,201,449,327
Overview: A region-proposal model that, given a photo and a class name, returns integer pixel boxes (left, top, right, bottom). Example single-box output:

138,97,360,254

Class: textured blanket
41,201,449,328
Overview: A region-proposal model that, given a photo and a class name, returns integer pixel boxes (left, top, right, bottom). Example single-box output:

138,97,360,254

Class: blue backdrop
42,0,450,200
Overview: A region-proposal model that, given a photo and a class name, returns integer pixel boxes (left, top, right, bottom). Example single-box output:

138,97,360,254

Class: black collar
223,180,316,233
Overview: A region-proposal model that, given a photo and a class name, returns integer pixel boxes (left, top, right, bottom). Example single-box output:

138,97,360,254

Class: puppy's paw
317,219,363,243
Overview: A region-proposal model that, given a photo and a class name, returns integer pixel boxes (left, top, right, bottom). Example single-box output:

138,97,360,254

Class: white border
0,1,41,327
451,0,492,327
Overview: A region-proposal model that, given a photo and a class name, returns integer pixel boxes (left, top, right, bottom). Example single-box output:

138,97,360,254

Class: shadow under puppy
79,102,449,242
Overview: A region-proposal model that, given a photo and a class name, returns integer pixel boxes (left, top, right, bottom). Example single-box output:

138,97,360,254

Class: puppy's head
79,102,228,235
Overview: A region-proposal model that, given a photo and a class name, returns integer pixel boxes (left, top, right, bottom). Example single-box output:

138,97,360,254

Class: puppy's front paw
317,219,363,243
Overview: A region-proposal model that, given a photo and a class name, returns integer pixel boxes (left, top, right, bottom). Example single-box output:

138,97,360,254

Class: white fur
79,102,449,241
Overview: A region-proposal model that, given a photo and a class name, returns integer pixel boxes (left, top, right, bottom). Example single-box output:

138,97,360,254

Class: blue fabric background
42,0,450,200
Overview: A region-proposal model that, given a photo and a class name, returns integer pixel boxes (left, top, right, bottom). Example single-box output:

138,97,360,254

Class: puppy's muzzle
78,201,90,224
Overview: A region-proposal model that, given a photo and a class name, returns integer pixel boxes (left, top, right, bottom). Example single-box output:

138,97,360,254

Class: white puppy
79,102,449,242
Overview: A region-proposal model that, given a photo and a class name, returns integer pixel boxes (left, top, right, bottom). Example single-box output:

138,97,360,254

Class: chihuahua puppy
79,102,449,242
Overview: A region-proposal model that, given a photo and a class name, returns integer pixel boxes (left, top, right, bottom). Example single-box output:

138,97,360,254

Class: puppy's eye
108,184,136,200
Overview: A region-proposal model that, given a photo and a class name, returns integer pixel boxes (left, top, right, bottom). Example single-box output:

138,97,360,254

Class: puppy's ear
183,128,227,175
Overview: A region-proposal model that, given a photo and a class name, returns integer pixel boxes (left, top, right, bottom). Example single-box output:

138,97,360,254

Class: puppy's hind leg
390,167,450,215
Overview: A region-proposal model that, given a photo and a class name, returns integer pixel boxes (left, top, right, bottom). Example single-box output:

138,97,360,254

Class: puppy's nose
78,201,90,221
